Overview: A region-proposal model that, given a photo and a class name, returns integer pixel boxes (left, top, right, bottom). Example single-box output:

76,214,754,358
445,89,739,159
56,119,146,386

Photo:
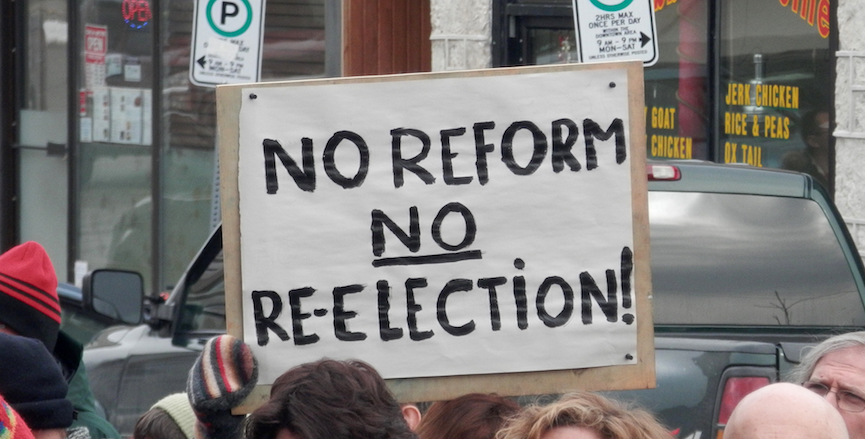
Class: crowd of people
2,240,865,439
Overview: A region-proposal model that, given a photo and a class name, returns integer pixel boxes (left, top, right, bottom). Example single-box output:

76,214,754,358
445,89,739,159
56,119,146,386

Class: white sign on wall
573,0,659,66
84,25,107,89
220,64,650,387
190,0,265,87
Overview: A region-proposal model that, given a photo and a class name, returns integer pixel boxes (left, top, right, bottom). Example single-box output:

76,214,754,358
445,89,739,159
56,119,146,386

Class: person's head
495,392,670,439
0,241,61,351
244,359,416,439
134,394,196,439
801,110,830,150
724,382,848,439
416,393,520,439
790,332,865,439
0,333,73,439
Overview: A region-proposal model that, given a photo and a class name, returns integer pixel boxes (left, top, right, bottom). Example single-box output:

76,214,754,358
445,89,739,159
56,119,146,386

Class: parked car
82,160,865,437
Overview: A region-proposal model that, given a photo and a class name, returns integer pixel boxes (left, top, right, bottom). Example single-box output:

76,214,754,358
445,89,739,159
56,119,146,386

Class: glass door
17,0,71,281
74,0,154,288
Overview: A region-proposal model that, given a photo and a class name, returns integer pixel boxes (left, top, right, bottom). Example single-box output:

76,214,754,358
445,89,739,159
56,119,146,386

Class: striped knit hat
0,242,60,351
0,395,34,439
187,335,258,413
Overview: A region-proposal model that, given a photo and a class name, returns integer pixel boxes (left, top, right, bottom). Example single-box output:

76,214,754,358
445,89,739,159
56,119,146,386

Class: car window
58,283,119,345
60,304,115,345
178,249,226,333
650,191,865,326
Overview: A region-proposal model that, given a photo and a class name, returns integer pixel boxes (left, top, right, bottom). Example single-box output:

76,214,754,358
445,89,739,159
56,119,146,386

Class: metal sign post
190,0,266,87
572,0,658,66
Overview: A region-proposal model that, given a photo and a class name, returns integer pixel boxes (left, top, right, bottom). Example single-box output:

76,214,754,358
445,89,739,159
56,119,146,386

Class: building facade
0,0,861,295
0,0,430,292
430,0,865,247
835,0,865,248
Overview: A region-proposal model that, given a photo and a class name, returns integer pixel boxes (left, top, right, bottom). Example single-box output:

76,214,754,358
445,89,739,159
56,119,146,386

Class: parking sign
572,0,658,66
190,0,265,87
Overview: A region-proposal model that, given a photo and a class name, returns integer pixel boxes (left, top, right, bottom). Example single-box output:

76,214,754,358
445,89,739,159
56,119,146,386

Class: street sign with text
573,0,658,66
190,0,265,87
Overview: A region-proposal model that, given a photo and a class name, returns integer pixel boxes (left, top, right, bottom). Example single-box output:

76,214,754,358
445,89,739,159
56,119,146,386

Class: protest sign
216,62,654,406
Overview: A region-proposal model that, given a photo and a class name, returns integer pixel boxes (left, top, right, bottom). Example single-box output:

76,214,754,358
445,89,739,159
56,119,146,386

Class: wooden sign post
216,62,654,410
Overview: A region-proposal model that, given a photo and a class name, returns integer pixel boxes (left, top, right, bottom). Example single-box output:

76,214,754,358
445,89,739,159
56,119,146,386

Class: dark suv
82,161,865,437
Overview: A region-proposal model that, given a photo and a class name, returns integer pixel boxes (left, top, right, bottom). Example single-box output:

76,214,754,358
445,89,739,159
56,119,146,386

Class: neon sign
122,0,152,29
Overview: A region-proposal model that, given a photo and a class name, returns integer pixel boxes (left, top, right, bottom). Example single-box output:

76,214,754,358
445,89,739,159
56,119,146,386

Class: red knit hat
0,242,60,351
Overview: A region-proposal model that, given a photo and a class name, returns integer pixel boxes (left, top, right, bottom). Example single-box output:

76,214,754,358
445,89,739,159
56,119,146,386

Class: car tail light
647,164,681,181
716,377,770,439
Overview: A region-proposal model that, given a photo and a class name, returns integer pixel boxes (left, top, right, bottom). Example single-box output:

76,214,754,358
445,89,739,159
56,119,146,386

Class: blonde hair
496,392,670,439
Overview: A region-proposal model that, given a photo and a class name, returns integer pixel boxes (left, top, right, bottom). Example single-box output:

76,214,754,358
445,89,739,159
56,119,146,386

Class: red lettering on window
122,0,152,23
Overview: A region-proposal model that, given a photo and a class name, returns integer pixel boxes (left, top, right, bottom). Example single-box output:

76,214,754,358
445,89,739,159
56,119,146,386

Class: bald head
725,383,848,439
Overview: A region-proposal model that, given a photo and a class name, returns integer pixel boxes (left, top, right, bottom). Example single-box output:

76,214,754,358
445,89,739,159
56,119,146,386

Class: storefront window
158,0,331,290
527,29,578,65
496,0,834,191
646,0,709,161
75,0,155,289
71,0,334,293
497,0,712,162
718,0,832,190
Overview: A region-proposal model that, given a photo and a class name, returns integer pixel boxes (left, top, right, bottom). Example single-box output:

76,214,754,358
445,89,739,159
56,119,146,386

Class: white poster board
84,25,107,90
218,62,653,406
109,88,143,144
91,87,111,143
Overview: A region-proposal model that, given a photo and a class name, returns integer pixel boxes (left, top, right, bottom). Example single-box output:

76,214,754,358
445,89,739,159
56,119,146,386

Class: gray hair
788,331,865,384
